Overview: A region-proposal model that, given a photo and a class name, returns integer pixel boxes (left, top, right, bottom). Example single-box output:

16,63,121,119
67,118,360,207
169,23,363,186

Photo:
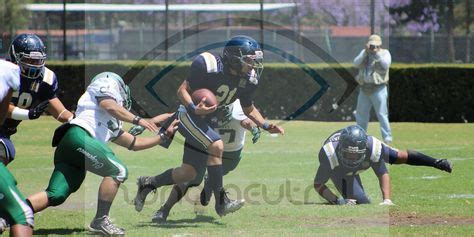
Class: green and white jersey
0,60,20,100
216,99,248,152
71,76,125,143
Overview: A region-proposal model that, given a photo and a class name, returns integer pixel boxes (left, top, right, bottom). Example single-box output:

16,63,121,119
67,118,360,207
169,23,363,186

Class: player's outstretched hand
139,118,158,133
163,119,180,138
379,199,395,206
251,126,261,144
266,123,285,135
129,125,145,136
195,98,217,116
29,100,49,119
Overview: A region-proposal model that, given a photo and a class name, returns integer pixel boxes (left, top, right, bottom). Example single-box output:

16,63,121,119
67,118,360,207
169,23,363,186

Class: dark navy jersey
0,67,58,137
315,129,396,184
187,52,259,109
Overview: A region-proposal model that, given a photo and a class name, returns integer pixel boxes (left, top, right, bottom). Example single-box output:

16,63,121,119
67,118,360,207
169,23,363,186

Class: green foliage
47,62,474,122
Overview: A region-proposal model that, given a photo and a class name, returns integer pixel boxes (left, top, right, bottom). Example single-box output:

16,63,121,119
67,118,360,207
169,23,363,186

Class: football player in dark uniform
134,35,284,217
314,125,453,205
0,34,74,166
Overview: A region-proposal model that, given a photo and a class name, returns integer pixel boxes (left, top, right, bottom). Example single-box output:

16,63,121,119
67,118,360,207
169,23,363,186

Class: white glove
379,199,395,206
336,198,357,205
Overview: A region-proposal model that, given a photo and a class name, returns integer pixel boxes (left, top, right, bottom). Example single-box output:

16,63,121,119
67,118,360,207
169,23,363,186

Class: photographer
353,34,392,143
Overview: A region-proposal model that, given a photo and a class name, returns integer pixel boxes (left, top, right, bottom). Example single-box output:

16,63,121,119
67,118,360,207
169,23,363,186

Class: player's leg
76,130,129,235
331,174,370,204
151,144,207,223
0,163,34,236
388,149,453,173
201,149,243,206
370,85,392,143
177,110,243,216
27,126,88,212
0,137,16,166
355,88,372,132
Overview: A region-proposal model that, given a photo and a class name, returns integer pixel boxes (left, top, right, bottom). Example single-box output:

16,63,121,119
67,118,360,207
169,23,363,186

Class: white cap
367,34,382,46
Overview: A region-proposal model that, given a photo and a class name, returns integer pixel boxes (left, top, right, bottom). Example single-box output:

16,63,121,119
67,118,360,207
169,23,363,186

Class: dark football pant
0,136,16,164
331,174,370,204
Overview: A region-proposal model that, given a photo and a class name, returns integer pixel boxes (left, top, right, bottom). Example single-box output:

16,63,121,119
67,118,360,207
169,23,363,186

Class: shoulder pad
322,142,339,169
199,52,219,73
42,67,56,86
369,136,383,162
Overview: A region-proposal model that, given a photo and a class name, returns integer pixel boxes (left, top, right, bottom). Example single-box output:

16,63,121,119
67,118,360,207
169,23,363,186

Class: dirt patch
390,212,474,227
263,214,473,228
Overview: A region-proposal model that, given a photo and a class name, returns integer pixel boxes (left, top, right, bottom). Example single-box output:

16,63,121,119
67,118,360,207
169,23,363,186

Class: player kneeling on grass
25,72,178,236
314,125,453,205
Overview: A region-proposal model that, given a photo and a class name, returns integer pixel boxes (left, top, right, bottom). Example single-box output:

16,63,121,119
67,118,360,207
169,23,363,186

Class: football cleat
133,176,155,212
0,218,9,234
200,178,212,206
434,159,453,173
88,215,125,236
215,189,245,217
151,206,170,223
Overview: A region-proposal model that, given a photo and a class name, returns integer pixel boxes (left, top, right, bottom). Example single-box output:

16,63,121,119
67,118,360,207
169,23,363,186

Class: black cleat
133,176,155,212
434,159,453,173
215,189,245,217
151,206,170,223
200,186,212,206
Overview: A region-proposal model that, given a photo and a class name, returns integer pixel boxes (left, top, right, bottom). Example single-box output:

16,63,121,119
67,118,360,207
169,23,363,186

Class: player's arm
113,119,178,151
177,80,216,115
129,113,175,136
0,89,14,124
7,101,49,121
240,118,260,144
47,97,74,122
371,156,394,205
377,173,391,201
99,98,158,133
242,104,284,134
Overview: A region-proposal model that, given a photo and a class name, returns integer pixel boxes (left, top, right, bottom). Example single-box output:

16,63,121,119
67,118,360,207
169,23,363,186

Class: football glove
379,199,395,206
29,100,49,119
129,125,145,136
336,198,357,205
251,126,261,144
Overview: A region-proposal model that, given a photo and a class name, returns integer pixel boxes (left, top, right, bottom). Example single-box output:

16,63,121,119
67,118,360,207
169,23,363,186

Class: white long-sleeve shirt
353,49,391,85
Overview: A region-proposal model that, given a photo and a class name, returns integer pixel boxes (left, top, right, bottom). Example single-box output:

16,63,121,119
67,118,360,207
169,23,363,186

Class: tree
0,0,30,50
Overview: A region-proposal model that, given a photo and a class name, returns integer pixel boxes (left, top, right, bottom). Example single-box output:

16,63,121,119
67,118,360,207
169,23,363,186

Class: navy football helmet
8,34,47,79
336,125,368,168
223,35,264,77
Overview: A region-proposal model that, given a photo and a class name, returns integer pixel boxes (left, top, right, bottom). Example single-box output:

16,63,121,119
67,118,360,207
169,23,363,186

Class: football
191,88,218,107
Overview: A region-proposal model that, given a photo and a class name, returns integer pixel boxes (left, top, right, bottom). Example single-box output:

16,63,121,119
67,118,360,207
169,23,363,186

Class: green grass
6,118,474,236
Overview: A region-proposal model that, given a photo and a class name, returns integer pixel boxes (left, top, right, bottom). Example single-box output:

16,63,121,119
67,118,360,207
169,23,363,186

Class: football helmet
223,35,264,77
92,72,132,110
8,34,47,79
336,125,368,168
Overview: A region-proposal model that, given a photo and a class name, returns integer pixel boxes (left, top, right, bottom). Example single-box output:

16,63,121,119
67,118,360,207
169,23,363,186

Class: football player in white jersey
0,60,34,236
25,72,178,235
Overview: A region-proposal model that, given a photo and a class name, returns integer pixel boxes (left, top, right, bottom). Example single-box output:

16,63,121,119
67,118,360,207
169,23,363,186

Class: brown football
191,88,218,107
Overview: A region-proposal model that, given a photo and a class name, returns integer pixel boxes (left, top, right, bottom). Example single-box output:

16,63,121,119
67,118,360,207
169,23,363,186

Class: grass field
6,118,474,236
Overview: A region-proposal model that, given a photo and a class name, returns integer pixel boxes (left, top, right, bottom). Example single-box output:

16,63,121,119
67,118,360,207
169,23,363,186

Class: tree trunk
446,0,456,62
465,0,471,63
